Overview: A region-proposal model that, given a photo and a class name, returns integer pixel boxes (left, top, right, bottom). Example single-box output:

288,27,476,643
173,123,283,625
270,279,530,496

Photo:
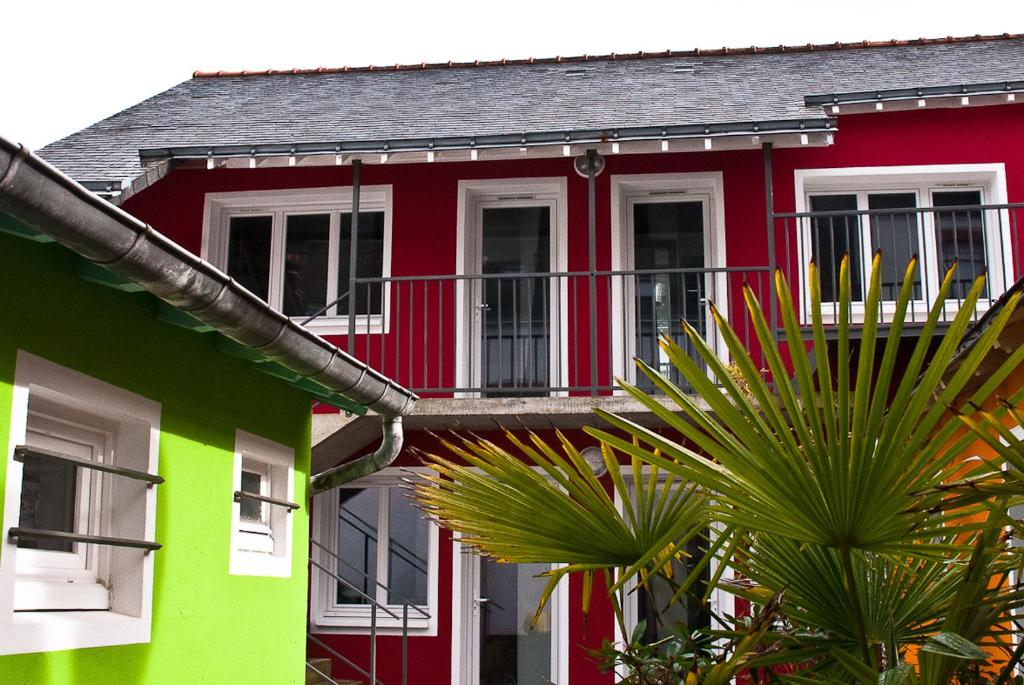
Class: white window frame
229,430,296,578
611,471,733,681
453,178,570,397
610,173,729,389
201,185,393,336
0,351,160,655
310,468,439,635
794,164,1011,324
14,411,113,612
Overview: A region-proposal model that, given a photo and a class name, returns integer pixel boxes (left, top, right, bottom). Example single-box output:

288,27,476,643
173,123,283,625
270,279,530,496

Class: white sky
3,0,1023,149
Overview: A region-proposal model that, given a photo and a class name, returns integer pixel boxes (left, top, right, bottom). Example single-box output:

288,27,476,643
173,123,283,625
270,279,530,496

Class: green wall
0,229,313,684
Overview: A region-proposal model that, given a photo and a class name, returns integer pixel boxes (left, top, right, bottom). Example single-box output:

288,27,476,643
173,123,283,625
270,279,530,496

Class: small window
229,431,296,577
311,472,438,633
204,186,393,335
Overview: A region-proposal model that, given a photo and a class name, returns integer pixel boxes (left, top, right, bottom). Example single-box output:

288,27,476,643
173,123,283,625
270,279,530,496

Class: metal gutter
805,80,1024,106
0,136,417,488
136,117,836,165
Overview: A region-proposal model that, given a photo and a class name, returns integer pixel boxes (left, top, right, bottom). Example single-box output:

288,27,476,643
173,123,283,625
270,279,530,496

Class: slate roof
36,34,1024,184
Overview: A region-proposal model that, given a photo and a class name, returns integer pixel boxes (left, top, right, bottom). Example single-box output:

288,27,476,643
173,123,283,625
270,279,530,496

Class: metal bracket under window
233,490,300,512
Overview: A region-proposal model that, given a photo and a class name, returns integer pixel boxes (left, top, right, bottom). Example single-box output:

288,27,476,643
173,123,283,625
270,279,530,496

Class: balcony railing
334,267,772,396
304,202,1021,398
773,202,1024,327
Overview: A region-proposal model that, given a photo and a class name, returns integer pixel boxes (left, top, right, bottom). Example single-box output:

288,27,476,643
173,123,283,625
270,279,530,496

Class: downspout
310,415,404,493
0,138,416,492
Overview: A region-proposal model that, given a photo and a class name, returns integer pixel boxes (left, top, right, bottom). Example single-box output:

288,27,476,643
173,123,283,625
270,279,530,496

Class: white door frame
454,178,569,396
609,173,728,389
451,534,570,685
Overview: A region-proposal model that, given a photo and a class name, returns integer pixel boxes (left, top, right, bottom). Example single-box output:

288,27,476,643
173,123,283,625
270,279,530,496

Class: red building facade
38,35,1024,684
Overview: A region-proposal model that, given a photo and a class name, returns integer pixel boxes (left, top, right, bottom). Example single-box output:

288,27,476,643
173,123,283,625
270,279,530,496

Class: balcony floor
312,394,710,474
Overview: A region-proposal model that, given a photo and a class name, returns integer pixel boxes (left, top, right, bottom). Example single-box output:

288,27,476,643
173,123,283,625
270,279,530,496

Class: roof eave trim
136,117,836,162
805,80,1024,106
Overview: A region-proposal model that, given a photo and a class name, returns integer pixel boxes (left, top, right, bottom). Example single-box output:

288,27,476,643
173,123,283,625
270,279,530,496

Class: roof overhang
807,79,1024,115
136,117,836,171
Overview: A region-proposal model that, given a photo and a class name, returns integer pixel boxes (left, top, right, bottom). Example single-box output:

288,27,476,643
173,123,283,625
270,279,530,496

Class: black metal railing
773,202,1024,327
11,445,162,552
232,490,300,512
306,267,772,397
15,445,164,485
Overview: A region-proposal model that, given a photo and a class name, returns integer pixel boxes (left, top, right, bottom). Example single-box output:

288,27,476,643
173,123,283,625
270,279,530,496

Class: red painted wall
122,103,1024,684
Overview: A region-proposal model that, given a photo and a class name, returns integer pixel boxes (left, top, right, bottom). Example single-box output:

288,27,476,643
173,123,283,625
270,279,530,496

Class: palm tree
412,256,1024,683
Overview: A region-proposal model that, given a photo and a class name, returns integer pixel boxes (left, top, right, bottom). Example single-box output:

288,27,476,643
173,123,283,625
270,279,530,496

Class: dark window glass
386,488,430,605
480,207,551,394
867,193,921,300
637,535,710,645
18,459,77,552
338,212,386,316
337,488,380,604
239,471,264,522
283,213,331,316
227,215,273,301
933,191,987,299
809,195,862,302
632,201,706,389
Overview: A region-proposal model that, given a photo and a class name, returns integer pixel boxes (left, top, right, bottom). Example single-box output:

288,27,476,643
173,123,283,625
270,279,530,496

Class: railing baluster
402,603,409,685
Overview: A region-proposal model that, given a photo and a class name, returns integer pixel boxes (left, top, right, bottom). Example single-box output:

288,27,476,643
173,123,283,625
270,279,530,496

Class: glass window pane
868,193,921,300
239,471,264,522
933,191,987,299
18,459,77,552
338,212,386,316
809,195,862,301
227,215,273,302
337,488,379,604
283,214,331,316
480,207,551,394
386,488,430,605
632,201,706,389
637,535,710,645
479,559,552,685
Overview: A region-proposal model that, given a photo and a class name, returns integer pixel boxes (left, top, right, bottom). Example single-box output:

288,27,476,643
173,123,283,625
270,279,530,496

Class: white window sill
312,610,435,636
14,579,109,611
297,315,387,337
0,610,151,655
229,549,292,578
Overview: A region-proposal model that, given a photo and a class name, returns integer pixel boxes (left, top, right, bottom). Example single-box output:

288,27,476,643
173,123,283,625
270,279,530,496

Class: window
795,165,1011,323
311,471,438,633
0,351,161,655
203,186,392,335
229,431,296,577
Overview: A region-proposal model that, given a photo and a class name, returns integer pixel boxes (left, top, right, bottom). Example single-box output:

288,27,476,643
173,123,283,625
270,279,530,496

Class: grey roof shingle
36,36,1024,183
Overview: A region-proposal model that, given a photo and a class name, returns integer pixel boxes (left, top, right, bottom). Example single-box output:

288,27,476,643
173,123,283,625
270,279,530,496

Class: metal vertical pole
762,142,778,343
402,603,409,685
586,149,599,396
370,602,377,684
348,159,362,354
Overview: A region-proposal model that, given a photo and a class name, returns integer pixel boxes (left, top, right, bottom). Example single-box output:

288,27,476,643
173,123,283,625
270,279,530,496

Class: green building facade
0,222,314,684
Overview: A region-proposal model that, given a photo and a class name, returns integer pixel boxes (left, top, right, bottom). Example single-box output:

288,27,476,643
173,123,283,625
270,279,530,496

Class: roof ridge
191,32,1024,79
